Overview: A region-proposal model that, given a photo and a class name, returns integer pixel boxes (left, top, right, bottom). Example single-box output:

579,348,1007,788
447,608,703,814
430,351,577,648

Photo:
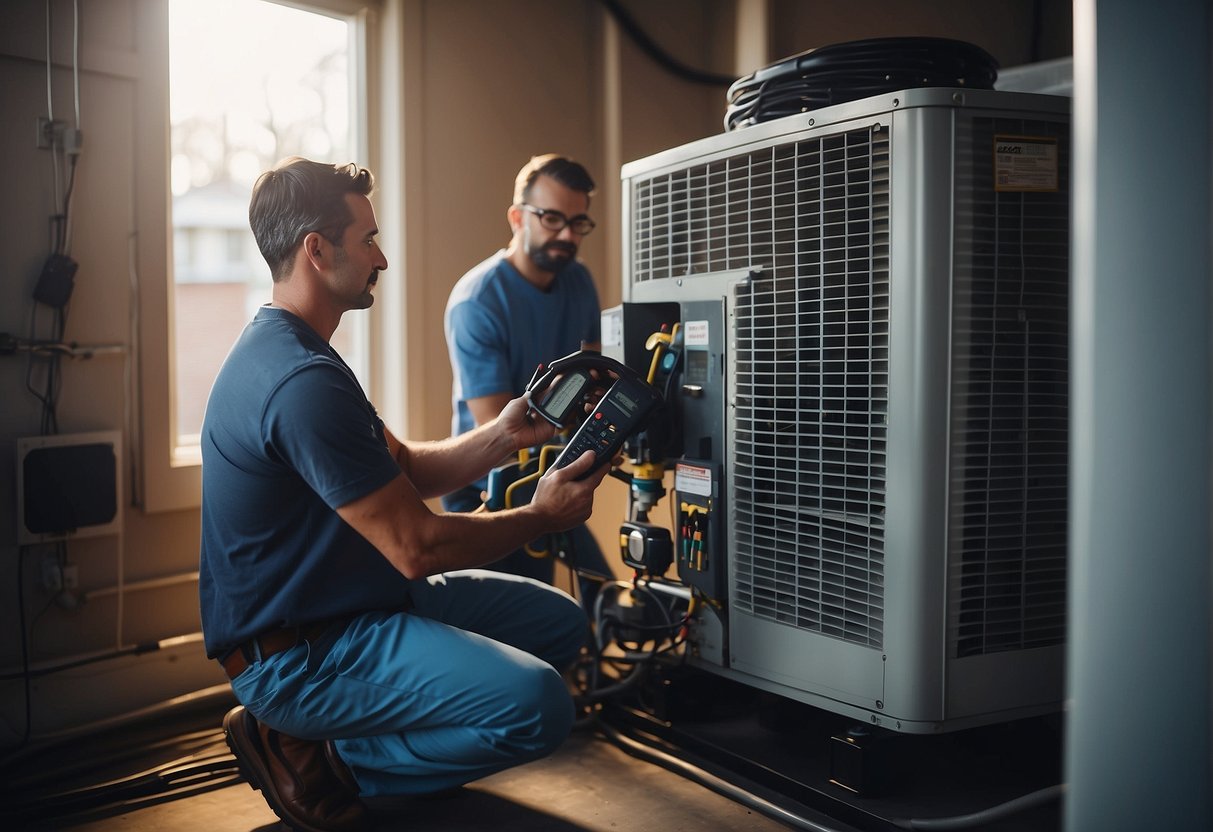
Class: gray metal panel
876,104,956,724
1067,3,1212,830
946,109,1070,664
620,178,635,303
686,598,726,668
727,609,887,714
634,272,746,473
724,268,889,716
946,645,1065,720
676,298,727,462
632,273,751,305
717,104,958,726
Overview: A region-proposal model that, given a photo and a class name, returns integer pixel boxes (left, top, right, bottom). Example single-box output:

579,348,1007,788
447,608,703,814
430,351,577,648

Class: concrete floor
4,699,804,832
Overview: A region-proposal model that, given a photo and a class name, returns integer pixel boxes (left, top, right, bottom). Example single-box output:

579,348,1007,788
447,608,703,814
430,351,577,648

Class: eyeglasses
518,203,596,235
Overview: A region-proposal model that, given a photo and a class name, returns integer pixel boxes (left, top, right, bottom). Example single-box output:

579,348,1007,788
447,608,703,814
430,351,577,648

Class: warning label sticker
675,463,712,497
601,308,622,347
993,135,1059,192
684,320,710,347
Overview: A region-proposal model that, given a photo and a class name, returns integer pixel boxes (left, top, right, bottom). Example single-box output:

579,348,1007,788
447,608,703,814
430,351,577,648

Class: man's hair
512,154,595,206
249,157,375,282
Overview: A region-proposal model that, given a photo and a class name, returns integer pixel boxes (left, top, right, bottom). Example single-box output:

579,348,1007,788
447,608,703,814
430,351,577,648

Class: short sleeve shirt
199,307,405,659
444,250,600,439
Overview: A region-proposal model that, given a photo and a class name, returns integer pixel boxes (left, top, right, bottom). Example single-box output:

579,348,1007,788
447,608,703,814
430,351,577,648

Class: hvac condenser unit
620,88,1069,733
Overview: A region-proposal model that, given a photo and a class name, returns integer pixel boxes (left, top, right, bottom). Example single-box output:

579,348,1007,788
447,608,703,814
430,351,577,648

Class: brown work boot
224,705,368,832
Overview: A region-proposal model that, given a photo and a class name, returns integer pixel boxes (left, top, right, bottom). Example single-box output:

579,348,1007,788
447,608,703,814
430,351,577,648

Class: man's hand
497,394,559,452
530,449,609,530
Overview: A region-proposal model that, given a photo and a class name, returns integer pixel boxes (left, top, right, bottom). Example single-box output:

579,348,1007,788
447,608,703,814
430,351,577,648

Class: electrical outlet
36,116,64,149
61,562,79,590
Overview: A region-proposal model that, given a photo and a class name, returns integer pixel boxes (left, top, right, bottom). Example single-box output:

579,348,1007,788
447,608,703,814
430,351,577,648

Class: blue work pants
229,569,586,796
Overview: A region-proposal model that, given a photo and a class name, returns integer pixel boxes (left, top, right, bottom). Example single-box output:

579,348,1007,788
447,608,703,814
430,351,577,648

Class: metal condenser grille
949,116,1070,658
633,126,890,648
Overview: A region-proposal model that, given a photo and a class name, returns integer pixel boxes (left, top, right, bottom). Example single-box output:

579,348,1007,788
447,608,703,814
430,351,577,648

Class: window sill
172,442,202,468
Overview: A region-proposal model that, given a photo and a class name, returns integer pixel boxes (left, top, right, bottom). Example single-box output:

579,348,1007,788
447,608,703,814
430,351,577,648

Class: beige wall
0,0,1071,739
0,0,224,737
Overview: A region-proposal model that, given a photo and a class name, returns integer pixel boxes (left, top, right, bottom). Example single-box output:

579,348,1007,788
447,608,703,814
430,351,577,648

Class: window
167,0,367,443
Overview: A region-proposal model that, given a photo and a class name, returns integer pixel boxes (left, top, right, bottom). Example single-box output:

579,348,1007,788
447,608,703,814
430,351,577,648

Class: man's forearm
395,503,554,577
398,420,515,499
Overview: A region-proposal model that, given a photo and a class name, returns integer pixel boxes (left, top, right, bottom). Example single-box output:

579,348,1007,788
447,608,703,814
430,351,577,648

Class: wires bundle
725,37,999,131
571,578,694,723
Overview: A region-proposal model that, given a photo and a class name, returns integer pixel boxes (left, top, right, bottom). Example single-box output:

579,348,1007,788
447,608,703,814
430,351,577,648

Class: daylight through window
168,0,365,445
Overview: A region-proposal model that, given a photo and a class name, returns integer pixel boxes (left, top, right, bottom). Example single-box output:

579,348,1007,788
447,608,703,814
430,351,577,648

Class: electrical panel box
16,430,122,544
673,460,723,601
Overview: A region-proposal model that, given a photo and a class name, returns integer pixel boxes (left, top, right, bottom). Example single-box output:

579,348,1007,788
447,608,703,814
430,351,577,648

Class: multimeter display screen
612,390,638,415
544,374,587,420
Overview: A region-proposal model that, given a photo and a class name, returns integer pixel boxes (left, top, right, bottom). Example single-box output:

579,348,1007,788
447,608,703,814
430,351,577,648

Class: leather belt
220,620,333,680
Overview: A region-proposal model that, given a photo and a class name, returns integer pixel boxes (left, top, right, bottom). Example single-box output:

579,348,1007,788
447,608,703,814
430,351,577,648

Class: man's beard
527,239,577,274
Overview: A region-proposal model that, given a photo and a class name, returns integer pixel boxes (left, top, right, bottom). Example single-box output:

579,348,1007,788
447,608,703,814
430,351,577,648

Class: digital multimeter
526,351,663,479
549,374,663,478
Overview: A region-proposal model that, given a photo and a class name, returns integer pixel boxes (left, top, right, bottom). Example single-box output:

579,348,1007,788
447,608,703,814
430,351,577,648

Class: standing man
201,157,609,832
443,154,611,592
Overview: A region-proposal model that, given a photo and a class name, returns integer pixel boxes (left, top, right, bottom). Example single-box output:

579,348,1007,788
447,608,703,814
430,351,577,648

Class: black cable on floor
598,721,856,832
12,765,246,827
4,739,244,826
3,727,225,792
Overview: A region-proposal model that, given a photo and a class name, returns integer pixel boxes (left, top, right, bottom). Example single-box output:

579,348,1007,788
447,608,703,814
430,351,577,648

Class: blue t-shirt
444,250,601,439
199,306,405,659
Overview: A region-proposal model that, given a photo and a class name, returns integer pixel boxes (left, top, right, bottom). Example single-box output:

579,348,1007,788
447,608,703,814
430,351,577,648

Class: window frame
135,0,382,512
